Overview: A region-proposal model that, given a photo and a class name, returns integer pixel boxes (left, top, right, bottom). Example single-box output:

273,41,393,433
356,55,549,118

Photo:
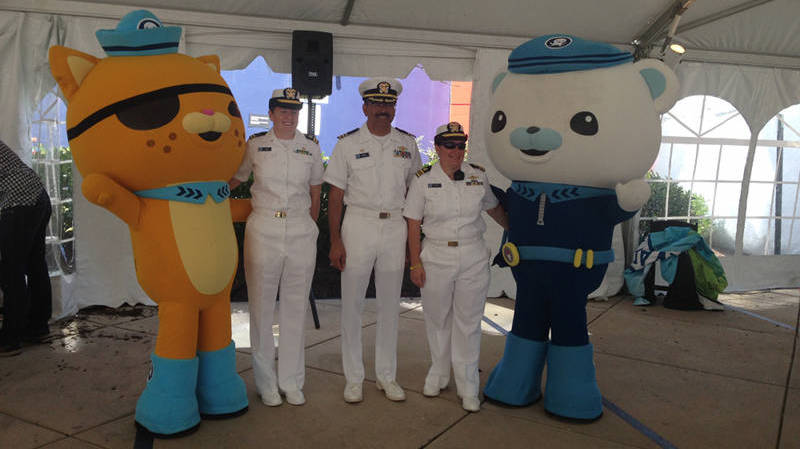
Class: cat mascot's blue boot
196,341,249,417
135,354,201,436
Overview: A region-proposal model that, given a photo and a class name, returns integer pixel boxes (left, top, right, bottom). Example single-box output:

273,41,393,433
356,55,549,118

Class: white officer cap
434,121,468,144
358,77,402,104
269,87,302,110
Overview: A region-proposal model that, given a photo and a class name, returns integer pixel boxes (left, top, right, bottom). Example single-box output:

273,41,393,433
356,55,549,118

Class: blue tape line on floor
723,304,797,331
602,398,679,449
482,315,508,335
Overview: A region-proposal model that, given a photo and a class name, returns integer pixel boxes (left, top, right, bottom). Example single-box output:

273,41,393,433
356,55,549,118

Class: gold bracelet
409,263,422,271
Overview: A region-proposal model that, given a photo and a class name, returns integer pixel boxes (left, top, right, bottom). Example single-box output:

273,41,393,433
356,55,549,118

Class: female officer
403,122,508,412
229,88,323,407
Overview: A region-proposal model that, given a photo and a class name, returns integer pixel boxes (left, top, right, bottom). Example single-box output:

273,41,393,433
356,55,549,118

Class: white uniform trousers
245,211,318,395
340,209,407,384
420,240,490,398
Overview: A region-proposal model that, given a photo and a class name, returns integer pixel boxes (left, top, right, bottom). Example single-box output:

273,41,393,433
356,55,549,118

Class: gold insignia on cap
378,81,390,94
447,122,462,133
284,88,298,100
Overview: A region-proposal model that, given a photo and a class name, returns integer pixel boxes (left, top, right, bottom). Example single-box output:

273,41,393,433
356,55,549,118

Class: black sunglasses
67,83,238,140
442,142,466,150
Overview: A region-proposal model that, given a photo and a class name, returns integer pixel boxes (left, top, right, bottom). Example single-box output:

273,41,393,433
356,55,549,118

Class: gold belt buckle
274,211,287,218
447,241,458,247
572,248,595,268
378,212,390,219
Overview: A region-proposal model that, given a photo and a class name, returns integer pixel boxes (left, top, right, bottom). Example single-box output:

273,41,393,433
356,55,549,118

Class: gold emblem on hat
284,88,298,100
378,81,391,94
447,122,462,133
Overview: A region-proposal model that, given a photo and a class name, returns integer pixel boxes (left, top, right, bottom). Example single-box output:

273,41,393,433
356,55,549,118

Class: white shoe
461,396,481,412
423,376,449,397
423,382,440,397
260,390,282,407
376,379,406,402
343,382,363,403
284,390,306,406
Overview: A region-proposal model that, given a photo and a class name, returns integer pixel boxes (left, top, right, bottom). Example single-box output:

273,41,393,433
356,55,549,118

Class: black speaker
292,30,333,97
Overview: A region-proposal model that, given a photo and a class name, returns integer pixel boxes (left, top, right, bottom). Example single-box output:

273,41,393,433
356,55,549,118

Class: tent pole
676,0,776,34
340,0,356,26
735,134,759,255
632,0,691,59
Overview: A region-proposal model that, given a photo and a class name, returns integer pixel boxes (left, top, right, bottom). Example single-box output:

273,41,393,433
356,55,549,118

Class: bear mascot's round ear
492,71,508,94
633,58,680,114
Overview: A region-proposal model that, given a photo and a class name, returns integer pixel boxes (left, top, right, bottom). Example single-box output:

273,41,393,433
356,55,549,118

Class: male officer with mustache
324,78,422,403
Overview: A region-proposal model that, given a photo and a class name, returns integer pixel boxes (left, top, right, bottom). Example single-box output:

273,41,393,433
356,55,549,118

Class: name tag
427,183,442,188
294,148,311,156
355,152,370,159
258,146,272,152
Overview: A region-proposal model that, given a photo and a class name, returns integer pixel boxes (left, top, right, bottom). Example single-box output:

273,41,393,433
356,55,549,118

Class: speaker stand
304,95,320,329
305,97,316,139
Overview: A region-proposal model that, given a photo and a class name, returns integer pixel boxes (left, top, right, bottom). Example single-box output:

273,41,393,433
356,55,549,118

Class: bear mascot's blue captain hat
508,34,633,74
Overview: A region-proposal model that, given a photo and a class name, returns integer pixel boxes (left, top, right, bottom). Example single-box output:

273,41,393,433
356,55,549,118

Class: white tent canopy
1,0,799,316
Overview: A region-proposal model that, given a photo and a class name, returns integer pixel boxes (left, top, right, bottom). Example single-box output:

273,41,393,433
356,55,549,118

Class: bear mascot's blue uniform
482,35,678,420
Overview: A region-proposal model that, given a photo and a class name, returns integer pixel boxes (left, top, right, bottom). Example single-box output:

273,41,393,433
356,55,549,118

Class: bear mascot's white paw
615,179,652,212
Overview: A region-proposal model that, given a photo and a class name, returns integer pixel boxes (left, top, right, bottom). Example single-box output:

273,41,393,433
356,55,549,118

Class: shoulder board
415,165,433,177
396,127,416,138
469,163,486,172
337,128,360,139
304,134,319,144
247,131,268,140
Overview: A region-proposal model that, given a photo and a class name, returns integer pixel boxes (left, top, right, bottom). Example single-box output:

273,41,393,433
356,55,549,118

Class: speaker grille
292,30,333,97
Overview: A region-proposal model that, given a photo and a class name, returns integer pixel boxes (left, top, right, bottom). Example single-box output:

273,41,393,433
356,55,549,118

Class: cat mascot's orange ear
48,46,100,103
195,55,221,73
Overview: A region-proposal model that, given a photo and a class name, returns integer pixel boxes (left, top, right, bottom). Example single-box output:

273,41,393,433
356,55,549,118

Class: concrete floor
0,290,798,449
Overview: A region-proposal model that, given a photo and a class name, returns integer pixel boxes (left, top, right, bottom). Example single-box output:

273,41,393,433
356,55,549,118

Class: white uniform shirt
403,162,499,241
323,124,422,211
234,129,324,214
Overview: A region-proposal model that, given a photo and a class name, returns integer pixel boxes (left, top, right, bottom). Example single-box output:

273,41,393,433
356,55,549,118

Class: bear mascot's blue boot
197,341,249,417
544,343,603,421
484,334,547,406
135,354,201,436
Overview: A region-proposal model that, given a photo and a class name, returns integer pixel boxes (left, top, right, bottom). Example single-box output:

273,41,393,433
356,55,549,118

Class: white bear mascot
483,34,678,421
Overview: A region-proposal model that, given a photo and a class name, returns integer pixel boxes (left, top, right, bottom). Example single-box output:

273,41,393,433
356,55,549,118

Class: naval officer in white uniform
229,88,324,407
403,122,508,412
324,78,422,403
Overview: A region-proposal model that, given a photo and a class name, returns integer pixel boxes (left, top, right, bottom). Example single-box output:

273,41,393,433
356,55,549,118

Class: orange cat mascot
49,10,252,436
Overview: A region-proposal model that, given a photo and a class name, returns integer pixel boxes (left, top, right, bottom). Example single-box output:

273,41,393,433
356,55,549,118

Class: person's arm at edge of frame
407,217,425,288
327,184,346,271
310,183,321,222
